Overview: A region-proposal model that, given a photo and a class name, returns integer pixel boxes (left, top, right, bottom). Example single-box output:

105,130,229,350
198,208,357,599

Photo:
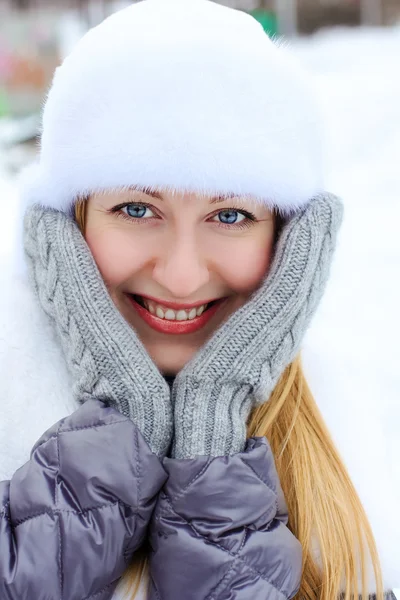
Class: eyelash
110,202,257,230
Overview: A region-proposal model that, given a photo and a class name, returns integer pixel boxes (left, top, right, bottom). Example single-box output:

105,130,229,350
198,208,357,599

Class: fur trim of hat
20,0,326,215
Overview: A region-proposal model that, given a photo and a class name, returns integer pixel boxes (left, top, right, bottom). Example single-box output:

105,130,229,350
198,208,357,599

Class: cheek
212,234,275,294
85,227,142,287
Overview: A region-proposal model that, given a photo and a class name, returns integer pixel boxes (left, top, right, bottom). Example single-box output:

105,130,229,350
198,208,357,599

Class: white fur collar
0,271,78,481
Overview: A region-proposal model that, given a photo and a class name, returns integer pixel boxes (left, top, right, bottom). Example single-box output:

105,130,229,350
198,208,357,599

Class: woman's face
85,188,275,374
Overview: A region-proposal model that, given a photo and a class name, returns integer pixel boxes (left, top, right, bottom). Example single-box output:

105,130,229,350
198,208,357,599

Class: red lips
127,295,226,335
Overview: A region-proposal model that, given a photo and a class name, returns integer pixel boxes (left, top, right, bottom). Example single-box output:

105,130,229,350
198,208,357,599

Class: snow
292,27,400,593
0,24,399,596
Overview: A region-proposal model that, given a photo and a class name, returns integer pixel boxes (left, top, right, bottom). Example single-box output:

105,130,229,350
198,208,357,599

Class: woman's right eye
121,203,155,219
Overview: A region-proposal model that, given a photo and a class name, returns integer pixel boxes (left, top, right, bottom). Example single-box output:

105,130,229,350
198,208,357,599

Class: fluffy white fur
21,0,325,215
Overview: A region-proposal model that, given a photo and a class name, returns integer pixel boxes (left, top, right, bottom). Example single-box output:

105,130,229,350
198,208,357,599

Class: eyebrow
128,186,164,200
209,193,238,204
129,186,238,205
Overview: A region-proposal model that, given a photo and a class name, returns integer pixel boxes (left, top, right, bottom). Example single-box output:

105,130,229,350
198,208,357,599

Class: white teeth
188,308,197,320
142,298,209,321
142,298,208,321
164,309,176,320
156,307,165,319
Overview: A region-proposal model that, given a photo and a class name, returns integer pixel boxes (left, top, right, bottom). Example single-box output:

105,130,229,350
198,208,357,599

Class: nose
152,232,210,299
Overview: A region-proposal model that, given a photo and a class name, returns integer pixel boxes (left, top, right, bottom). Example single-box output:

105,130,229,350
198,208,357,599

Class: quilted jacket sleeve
148,437,302,600
0,399,167,600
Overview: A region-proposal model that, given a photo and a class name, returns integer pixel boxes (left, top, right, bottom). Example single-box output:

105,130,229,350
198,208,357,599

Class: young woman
0,1,397,599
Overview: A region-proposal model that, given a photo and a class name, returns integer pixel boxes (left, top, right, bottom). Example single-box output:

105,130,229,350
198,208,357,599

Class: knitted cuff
171,375,253,459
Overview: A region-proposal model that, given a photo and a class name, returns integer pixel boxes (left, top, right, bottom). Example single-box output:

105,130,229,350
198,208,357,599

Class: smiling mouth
127,294,225,335
132,295,218,321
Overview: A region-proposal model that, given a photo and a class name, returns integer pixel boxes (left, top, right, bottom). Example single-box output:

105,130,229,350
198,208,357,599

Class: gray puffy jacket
0,399,301,599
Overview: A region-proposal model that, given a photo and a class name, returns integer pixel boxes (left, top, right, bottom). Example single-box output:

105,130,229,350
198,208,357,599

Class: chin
115,298,211,375
147,343,199,376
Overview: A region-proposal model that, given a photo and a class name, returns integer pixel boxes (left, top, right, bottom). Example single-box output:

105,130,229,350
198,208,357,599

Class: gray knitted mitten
172,193,343,459
24,205,172,457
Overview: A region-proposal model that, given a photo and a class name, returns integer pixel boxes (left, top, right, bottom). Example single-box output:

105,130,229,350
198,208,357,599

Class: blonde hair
75,199,384,600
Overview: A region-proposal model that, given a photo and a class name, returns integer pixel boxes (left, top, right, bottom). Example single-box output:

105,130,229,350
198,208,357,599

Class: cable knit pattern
23,206,172,457
172,193,344,458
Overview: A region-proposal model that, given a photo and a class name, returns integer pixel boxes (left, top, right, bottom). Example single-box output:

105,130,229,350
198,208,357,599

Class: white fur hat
21,0,326,214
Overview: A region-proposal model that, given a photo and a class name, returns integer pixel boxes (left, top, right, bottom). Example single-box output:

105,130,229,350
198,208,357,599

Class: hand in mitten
171,193,343,458
24,205,172,457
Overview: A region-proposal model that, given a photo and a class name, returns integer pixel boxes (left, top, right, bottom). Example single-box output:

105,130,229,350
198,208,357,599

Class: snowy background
295,27,400,593
0,24,399,595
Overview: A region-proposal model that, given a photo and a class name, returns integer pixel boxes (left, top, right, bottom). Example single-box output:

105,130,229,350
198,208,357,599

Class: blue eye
215,210,245,224
123,203,154,218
